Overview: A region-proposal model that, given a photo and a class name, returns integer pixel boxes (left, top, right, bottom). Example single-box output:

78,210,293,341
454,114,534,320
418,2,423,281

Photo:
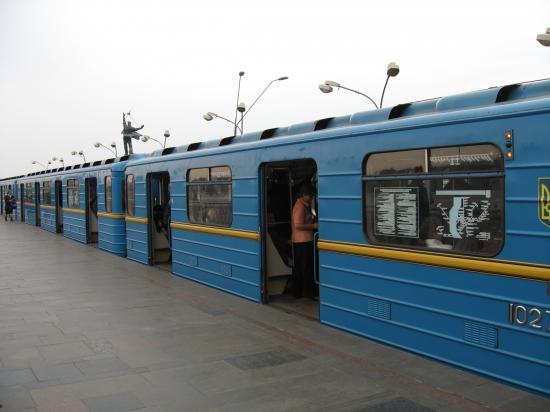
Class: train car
18,173,45,227
49,157,135,256
123,79,550,395
13,156,138,256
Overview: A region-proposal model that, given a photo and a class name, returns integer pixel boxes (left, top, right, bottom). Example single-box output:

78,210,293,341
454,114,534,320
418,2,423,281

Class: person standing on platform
291,185,318,299
4,190,14,222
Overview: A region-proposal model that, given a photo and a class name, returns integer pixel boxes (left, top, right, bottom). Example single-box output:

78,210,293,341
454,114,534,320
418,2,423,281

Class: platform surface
0,219,548,412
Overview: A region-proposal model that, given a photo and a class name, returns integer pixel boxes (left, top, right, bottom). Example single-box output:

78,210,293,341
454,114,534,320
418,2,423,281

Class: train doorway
85,178,98,244
147,172,171,271
20,183,25,222
34,182,41,226
55,181,63,233
261,159,319,319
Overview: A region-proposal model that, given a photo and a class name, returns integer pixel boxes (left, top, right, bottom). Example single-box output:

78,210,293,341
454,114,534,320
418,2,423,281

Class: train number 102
508,303,550,332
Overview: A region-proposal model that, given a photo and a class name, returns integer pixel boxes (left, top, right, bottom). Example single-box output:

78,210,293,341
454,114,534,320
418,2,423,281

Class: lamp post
204,74,288,136
203,112,243,134
141,130,170,149
51,157,65,167
537,27,550,46
234,71,245,136
318,62,400,109
31,160,47,170
236,76,288,131
94,142,117,157
71,150,86,162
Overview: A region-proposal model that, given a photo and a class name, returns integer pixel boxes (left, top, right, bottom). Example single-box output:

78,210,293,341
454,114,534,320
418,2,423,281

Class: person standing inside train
291,185,318,299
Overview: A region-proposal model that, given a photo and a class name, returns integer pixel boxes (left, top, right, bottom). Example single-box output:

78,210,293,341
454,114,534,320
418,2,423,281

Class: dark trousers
123,137,133,155
292,241,315,298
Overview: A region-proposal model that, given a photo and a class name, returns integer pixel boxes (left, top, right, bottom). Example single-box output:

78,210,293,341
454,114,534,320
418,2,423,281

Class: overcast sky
1,0,548,177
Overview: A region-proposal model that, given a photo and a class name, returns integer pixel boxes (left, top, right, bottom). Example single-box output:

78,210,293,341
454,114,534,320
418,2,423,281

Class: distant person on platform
4,190,14,222
291,185,318,299
122,113,144,156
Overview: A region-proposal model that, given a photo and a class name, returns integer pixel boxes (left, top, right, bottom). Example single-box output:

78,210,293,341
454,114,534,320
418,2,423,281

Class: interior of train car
19,183,25,222
261,159,319,319
34,182,41,226
147,172,172,270
85,177,99,244
55,180,63,233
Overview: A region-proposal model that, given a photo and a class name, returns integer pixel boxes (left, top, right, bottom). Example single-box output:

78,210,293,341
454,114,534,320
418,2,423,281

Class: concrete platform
0,219,548,412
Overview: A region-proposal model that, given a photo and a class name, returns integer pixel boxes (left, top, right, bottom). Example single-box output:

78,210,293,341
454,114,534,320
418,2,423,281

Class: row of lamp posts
32,30,549,170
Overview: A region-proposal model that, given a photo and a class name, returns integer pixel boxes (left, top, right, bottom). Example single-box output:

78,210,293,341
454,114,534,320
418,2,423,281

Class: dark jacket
4,195,13,214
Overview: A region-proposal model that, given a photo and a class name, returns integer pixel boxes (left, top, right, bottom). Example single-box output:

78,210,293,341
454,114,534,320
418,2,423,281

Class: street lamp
31,160,47,170
319,80,379,109
141,130,170,149
236,76,288,132
94,141,117,157
52,157,65,167
203,112,243,134
234,71,245,136
71,150,86,162
204,74,288,136
537,27,550,46
318,62,400,109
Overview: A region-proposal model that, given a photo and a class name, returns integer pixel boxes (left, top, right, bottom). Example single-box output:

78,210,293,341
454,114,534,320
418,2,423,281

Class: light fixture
537,27,550,46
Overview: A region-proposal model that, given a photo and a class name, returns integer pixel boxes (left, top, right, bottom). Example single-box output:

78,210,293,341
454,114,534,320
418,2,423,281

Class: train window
187,166,232,227
67,179,79,208
126,175,135,216
25,183,33,202
363,144,504,257
104,176,112,213
43,181,52,205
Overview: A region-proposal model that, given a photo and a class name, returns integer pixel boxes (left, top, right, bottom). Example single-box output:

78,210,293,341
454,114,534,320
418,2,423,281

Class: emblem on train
539,177,550,228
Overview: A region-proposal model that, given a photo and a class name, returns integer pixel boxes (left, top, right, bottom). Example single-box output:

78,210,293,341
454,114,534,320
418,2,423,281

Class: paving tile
37,399,90,412
38,342,94,363
32,362,84,382
75,357,131,376
0,385,36,410
0,368,37,386
83,392,144,412
224,347,306,370
29,374,150,407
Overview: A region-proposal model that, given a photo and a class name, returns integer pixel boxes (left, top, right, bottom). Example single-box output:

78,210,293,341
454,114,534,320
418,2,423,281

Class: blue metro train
1,79,549,395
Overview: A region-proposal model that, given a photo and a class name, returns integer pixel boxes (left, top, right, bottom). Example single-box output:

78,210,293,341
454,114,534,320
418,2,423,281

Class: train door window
261,159,319,319
147,172,171,269
363,143,504,256
43,181,52,205
67,179,79,208
126,174,135,216
105,176,112,213
187,166,232,227
25,183,33,202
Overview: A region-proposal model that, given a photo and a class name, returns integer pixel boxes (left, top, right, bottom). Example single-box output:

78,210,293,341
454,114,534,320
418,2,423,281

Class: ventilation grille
367,297,391,320
464,321,498,348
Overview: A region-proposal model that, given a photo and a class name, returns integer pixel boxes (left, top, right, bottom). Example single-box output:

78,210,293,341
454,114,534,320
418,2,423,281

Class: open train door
146,172,172,271
260,159,319,319
34,182,41,226
55,180,63,233
85,177,98,244
19,183,25,222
